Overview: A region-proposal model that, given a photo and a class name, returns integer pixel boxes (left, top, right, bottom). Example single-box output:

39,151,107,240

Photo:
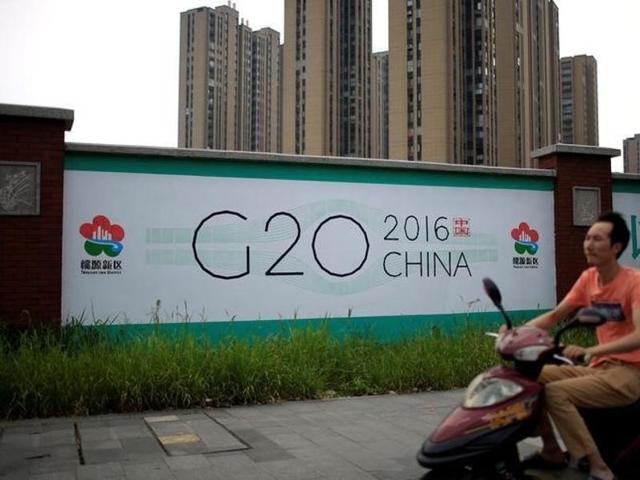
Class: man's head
583,211,630,265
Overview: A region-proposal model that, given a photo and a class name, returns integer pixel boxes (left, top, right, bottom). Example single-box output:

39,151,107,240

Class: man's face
583,221,620,266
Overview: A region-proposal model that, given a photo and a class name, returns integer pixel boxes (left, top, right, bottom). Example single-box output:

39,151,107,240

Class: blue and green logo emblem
511,222,539,255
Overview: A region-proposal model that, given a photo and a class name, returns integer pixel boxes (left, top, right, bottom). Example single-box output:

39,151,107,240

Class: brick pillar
532,144,620,302
0,104,73,328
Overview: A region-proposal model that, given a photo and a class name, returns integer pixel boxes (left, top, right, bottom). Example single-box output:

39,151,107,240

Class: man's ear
612,242,622,256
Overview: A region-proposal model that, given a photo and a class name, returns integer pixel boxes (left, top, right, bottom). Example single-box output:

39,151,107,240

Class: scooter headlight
513,345,550,361
463,374,523,408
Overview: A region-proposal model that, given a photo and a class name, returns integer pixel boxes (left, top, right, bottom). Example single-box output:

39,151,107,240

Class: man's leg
542,364,640,480
528,365,595,465
533,410,566,463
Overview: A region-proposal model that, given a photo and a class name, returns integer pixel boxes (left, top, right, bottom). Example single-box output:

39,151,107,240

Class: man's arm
526,298,577,330
584,306,640,359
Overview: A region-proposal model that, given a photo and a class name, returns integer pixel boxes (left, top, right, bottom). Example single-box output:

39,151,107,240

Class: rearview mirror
576,307,607,326
554,307,608,345
482,277,502,307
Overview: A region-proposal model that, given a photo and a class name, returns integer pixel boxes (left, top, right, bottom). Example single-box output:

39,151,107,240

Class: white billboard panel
62,163,556,324
613,191,640,268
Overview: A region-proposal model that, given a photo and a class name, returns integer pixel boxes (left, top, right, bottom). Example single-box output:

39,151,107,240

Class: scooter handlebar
553,343,589,365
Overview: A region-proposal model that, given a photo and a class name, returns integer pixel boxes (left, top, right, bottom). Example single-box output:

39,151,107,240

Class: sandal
520,451,568,470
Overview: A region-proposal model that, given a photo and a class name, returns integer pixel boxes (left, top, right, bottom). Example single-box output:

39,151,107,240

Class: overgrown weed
0,320,595,419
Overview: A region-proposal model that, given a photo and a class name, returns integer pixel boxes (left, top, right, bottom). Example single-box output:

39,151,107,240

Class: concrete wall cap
65,142,555,178
0,103,74,131
613,172,640,181
531,143,620,159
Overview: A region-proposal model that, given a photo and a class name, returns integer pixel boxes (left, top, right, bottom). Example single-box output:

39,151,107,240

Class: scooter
416,278,640,480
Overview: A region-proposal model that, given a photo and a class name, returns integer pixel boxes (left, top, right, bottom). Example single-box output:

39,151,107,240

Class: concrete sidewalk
0,390,587,480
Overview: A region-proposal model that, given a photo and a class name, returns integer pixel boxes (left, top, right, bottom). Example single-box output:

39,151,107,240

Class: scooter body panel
417,419,535,468
418,366,543,468
430,366,542,443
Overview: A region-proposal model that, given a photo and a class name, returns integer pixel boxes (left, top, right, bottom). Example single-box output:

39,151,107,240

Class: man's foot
520,451,568,470
586,451,617,480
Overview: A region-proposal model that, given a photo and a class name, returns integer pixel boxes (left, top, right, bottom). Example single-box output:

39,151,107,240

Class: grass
0,320,596,419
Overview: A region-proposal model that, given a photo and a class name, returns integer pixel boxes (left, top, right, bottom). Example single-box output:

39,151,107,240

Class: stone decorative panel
0,161,40,215
573,186,601,226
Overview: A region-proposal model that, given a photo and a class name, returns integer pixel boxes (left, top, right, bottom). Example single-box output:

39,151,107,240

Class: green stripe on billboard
613,179,640,193
97,310,545,342
64,151,553,191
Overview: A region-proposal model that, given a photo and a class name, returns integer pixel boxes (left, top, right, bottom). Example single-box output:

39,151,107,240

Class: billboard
62,154,556,325
613,190,640,268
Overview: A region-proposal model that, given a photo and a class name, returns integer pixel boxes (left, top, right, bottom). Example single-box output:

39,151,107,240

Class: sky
1,0,638,171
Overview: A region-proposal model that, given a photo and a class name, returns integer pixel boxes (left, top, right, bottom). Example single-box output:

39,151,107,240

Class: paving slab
121,461,176,480
205,451,276,480
76,462,125,480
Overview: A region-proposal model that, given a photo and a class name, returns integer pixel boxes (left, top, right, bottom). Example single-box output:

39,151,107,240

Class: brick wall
0,104,621,328
535,145,617,301
0,106,72,327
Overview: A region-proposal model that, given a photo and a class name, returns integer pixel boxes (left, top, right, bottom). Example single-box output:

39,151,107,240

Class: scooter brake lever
552,354,575,366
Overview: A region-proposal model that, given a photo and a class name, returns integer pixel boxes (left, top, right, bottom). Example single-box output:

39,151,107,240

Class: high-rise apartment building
282,0,371,157
278,44,284,153
560,55,599,146
179,5,238,149
389,1,462,163
371,51,389,159
251,28,281,152
389,0,560,167
624,134,640,174
178,4,281,152
237,21,254,151
496,0,560,167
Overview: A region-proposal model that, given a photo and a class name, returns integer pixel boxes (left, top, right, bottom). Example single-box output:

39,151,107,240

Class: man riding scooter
514,211,640,480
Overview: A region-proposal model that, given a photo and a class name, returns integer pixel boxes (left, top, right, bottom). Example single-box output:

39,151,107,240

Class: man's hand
562,344,591,363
